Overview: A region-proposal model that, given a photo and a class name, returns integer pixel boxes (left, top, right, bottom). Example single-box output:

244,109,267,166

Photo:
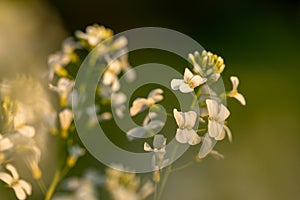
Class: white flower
67,145,86,167
206,99,230,139
130,89,164,116
228,76,246,106
0,135,13,151
127,112,164,140
171,68,207,93
112,92,127,118
144,134,168,170
102,59,121,89
0,164,32,200
13,110,35,138
173,109,201,145
49,78,74,106
59,109,73,131
47,53,70,79
75,24,113,47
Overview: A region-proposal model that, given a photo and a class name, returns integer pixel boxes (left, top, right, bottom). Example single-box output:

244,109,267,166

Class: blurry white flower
206,99,230,139
144,134,168,170
13,110,35,138
173,109,201,145
130,89,163,116
127,112,164,140
0,164,32,200
47,53,70,80
171,68,207,93
67,145,86,167
106,166,154,200
228,76,246,106
75,24,113,47
112,92,127,118
102,59,121,89
59,109,73,138
49,78,74,106
0,135,13,151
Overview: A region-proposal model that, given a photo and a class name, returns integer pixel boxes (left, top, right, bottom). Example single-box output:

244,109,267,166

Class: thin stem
170,161,194,173
196,128,206,133
37,179,47,195
157,144,179,200
44,169,61,200
153,183,158,200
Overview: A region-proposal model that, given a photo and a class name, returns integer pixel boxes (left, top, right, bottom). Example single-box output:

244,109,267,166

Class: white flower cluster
0,24,246,200
0,77,55,199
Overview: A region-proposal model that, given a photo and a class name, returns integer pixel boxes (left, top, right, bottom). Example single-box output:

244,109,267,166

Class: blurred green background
1,0,300,199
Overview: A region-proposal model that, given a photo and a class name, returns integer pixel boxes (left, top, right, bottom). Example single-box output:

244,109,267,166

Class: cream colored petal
130,98,148,116
148,89,164,102
102,72,115,85
17,126,35,138
185,129,201,145
198,133,216,159
208,120,223,138
183,68,193,82
230,76,239,91
190,75,207,88
173,109,184,128
6,164,19,179
153,134,166,149
0,138,13,151
184,111,197,128
170,79,184,90
223,125,233,142
59,109,73,130
18,180,32,195
234,93,246,106
12,185,26,200
215,128,226,141
206,99,218,118
218,104,230,121
179,83,193,93
144,142,153,152
0,172,13,184
175,129,188,144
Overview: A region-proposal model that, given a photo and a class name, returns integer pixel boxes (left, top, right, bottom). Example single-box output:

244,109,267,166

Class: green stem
170,161,194,173
44,169,61,200
157,144,179,200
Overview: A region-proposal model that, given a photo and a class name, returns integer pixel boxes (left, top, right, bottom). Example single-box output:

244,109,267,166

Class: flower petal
206,99,219,118
126,127,146,141
208,120,223,138
179,83,193,93
144,142,153,152
0,172,13,184
183,68,193,82
234,93,246,106
153,134,166,149
6,164,19,179
218,104,230,121
173,109,184,128
18,180,32,196
230,76,239,91
170,79,184,91
184,111,197,128
130,98,148,116
175,129,188,144
190,75,207,88
198,133,217,159
185,129,201,145
0,137,13,151
17,126,35,138
12,185,26,200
